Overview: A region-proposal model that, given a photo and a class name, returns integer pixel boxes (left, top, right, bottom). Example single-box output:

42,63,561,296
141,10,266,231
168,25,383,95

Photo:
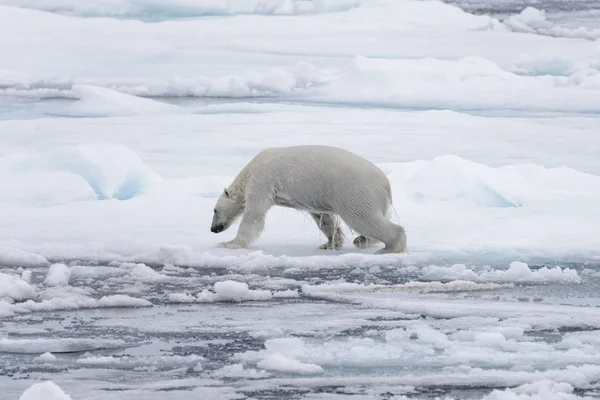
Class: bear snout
211,224,225,233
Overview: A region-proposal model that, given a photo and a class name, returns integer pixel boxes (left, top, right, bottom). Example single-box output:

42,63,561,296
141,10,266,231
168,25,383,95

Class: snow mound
421,262,582,284
52,85,182,117
0,144,161,205
20,381,71,400
504,7,600,41
406,155,530,207
314,56,600,113
46,143,162,200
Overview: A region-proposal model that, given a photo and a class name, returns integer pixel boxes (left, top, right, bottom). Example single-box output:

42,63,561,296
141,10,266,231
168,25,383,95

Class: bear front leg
217,189,271,249
310,212,344,250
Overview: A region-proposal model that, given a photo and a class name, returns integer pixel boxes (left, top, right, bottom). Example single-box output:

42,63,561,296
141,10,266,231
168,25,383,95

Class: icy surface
1,0,600,398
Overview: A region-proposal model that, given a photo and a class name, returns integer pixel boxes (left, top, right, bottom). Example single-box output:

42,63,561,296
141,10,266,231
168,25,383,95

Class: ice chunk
257,352,324,375
20,381,71,400
474,332,507,348
0,272,36,301
44,263,71,287
129,264,170,282
420,262,581,284
504,7,600,41
413,327,450,348
272,289,300,299
214,280,273,302
53,85,182,118
21,270,32,283
483,379,578,399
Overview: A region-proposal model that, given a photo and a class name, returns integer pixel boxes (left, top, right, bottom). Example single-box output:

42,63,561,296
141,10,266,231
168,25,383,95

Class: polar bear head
211,188,243,233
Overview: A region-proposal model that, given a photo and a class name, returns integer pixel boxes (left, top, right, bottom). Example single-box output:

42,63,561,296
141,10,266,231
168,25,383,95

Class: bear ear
224,188,230,198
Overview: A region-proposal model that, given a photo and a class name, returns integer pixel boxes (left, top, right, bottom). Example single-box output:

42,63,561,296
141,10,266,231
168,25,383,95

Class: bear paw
318,242,343,250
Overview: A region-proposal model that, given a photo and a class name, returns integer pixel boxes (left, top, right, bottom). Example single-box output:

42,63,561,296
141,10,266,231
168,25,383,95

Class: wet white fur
210,145,407,254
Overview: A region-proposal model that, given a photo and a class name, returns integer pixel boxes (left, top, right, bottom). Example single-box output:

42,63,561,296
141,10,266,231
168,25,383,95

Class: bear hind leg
310,212,344,250
341,212,407,254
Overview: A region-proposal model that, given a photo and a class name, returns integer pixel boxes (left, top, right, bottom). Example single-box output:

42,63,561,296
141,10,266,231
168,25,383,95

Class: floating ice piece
214,280,273,302
167,281,296,303
0,337,126,354
129,263,171,282
0,272,36,302
258,352,324,375
420,261,582,284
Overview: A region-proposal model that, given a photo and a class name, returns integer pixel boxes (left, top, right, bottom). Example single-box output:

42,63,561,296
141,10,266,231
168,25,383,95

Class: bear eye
213,209,217,214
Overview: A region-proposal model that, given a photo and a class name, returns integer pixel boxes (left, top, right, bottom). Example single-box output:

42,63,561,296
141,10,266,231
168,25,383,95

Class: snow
1,0,600,398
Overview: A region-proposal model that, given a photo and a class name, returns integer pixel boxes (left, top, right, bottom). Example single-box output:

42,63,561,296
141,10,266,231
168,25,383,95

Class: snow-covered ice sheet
2,0,600,398
0,108,598,265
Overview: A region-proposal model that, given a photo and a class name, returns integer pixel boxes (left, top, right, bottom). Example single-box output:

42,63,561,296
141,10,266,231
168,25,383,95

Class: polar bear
210,145,407,254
